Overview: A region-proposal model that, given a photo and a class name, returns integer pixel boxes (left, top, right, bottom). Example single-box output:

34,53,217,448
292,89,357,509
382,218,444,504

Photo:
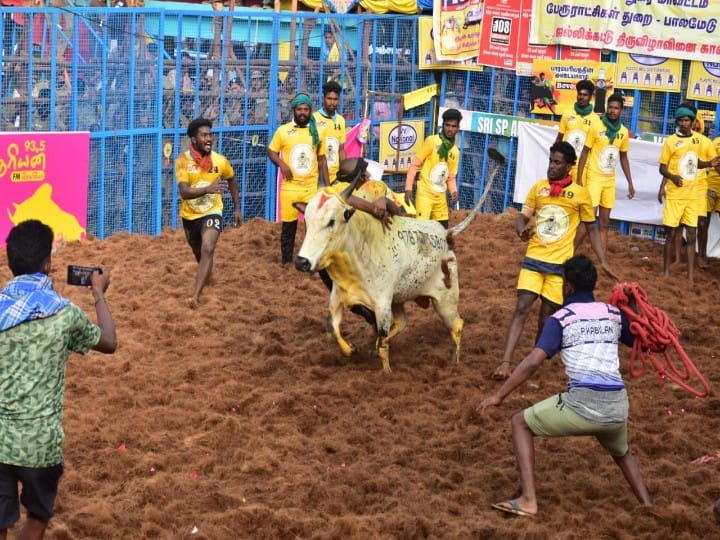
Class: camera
67,265,101,287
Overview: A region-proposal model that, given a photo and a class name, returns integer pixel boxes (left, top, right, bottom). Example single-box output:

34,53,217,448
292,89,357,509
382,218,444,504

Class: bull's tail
449,148,506,237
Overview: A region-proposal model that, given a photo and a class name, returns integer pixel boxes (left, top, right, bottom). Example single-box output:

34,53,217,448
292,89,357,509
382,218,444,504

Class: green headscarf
290,93,320,147
674,106,696,120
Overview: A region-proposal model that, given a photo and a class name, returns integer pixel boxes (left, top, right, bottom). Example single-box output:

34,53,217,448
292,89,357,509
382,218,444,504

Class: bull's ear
343,208,356,221
292,202,307,214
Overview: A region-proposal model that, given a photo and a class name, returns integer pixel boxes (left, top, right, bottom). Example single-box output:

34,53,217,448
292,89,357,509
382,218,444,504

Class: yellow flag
403,84,438,111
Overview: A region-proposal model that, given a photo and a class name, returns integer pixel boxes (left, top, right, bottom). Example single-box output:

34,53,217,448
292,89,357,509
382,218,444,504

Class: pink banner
0,132,90,247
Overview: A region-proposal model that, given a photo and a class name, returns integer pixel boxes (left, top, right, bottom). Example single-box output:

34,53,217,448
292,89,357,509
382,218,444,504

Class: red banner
515,0,556,76
477,0,521,70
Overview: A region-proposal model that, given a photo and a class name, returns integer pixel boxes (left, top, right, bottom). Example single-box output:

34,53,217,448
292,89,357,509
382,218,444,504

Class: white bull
295,191,474,373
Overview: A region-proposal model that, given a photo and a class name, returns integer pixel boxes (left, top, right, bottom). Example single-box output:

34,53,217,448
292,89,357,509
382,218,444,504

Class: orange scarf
189,144,213,172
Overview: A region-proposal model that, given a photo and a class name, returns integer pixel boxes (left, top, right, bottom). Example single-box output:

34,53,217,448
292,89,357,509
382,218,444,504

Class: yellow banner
615,53,682,92
378,120,425,172
418,17,483,71
687,62,720,104
530,0,720,63
403,84,438,111
530,59,616,116
433,0,484,62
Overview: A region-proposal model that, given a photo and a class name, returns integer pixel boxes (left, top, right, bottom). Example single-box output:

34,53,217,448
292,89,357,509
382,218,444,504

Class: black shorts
0,461,64,528
182,214,223,246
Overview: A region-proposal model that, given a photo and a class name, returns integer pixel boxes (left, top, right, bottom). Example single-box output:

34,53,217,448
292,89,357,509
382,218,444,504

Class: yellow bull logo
8,183,86,242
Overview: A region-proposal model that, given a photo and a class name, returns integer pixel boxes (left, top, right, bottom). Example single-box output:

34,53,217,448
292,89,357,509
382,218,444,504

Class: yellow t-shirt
175,150,234,221
415,134,460,194
659,132,715,200
314,111,346,183
268,122,323,186
706,136,720,194
584,122,630,182
559,110,604,181
523,179,595,266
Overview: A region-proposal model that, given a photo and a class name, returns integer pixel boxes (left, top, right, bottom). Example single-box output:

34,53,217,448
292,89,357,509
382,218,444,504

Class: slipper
491,499,536,518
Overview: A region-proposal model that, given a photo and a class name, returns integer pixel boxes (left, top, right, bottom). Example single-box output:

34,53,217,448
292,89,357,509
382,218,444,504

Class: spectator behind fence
0,220,117,540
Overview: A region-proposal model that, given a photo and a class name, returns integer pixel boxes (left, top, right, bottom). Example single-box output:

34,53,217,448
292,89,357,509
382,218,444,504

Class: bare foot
698,257,709,269
492,361,511,381
713,498,720,524
186,297,199,309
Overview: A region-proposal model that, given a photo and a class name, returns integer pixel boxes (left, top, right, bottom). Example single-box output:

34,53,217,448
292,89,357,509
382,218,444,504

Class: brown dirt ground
2,210,720,539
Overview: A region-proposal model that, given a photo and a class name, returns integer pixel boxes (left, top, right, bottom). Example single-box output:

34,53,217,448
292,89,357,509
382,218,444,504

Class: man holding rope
481,255,651,518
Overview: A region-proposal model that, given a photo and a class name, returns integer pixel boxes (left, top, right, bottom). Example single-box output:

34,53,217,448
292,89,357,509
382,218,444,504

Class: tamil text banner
530,0,720,63
530,59,616,117
433,0,484,62
516,0,557,76
0,132,90,247
477,0,521,70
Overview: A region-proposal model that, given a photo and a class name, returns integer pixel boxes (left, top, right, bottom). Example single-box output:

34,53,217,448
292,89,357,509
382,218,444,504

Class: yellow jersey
175,150,234,221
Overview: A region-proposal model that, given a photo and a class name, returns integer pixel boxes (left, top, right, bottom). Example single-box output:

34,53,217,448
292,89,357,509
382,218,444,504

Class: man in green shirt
0,220,117,540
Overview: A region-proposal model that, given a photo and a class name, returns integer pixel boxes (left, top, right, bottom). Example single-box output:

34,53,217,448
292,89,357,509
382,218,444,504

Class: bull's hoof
341,342,358,357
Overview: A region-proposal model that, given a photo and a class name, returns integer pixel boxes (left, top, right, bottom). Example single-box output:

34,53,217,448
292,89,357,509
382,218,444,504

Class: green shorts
523,394,629,457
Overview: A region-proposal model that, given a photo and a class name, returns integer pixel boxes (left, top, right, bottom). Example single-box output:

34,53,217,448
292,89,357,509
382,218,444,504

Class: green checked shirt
0,304,100,467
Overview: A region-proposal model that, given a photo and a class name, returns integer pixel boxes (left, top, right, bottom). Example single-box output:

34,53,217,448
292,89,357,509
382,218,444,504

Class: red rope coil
608,282,710,398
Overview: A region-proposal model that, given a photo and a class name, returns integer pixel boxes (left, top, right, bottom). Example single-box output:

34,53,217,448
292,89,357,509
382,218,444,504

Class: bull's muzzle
295,256,313,273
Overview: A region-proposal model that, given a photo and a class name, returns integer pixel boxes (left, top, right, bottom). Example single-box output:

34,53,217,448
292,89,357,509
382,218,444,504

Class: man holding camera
0,220,117,539
176,117,242,307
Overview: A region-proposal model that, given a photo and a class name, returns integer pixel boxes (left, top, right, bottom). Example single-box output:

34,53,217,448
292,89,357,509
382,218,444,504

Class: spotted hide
295,191,463,373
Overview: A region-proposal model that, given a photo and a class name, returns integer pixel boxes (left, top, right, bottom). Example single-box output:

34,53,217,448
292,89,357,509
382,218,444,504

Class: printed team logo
326,136,339,168
566,129,587,157
679,151,698,181
599,145,620,174
429,162,449,193
188,180,215,213
289,143,315,175
536,204,570,244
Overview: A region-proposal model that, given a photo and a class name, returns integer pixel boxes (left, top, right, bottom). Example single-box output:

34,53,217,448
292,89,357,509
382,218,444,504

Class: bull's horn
449,154,503,236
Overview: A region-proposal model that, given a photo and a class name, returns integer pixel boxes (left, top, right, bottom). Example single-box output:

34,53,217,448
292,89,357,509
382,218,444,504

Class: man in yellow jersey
554,79,603,183
492,142,616,381
658,105,719,282
268,93,326,267
700,135,720,267
574,94,635,255
175,117,242,308
314,80,346,185
404,108,462,229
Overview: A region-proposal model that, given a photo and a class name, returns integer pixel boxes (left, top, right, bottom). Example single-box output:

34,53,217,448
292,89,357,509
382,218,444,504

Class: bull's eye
327,218,335,228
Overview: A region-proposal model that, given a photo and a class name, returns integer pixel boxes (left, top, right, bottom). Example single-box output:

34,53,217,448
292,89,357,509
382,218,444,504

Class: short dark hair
322,80,342,96
442,108,462,123
550,141,577,166
575,79,595,94
563,254,597,292
6,220,53,276
187,117,212,138
607,93,624,108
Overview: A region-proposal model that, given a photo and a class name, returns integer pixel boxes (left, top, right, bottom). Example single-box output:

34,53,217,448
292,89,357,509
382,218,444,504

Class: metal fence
2,7,719,239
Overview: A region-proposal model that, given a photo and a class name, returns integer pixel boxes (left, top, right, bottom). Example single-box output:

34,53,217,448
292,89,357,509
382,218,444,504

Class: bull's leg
375,306,394,373
388,303,408,339
327,285,357,356
431,296,464,364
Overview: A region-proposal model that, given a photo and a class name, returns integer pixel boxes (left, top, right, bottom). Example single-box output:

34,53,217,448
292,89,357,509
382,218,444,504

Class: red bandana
549,175,572,197
189,144,213,172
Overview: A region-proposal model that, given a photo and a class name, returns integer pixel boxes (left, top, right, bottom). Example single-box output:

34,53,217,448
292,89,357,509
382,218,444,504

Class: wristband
94,296,108,306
